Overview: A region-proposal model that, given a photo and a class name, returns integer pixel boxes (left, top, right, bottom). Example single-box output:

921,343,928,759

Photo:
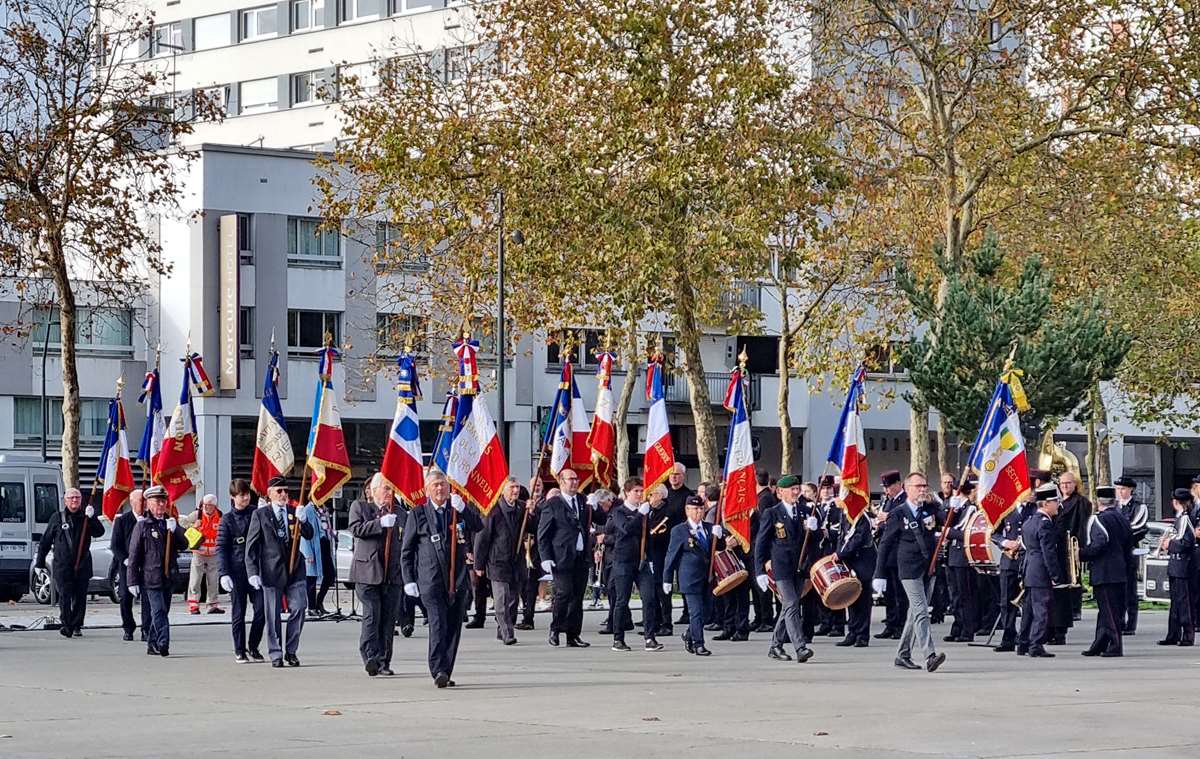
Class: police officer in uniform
35,487,105,638
1078,485,1130,657
125,486,187,656
110,488,149,641
217,478,265,663
349,473,405,676
1019,483,1064,658
754,474,818,664
873,470,908,639
1113,476,1147,634
1159,489,1196,647
833,489,876,647
246,476,315,668
991,493,1035,652
813,476,845,638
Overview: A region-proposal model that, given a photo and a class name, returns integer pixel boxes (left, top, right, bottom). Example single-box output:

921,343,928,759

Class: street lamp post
495,189,524,461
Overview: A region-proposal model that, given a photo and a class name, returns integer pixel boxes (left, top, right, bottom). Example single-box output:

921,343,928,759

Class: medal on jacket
456,523,466,544
688,537,696,549
775,521,787,539
152,530,160,539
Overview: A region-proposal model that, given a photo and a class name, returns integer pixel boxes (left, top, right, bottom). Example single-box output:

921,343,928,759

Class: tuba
1038,432,1081,481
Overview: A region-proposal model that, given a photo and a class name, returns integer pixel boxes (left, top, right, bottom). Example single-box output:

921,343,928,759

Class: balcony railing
663,372,762,411
718,281,761,311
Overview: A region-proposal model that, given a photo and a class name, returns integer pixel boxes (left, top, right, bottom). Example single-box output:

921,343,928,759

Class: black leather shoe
730,632,749,642
814,625,831,637
682,635,694,654
942,634,957,643
1047,635,1066,646
767,645,792,661
828,628,845,638
515,621,534,631
1080,648,1101,657
504,638,517,646
566,637,590,648
675,615,690,625
755,623,774,633
249,649,264,661
853,640,869,648
1157,638,1179,646
644,638,664,651
1120,629,1135,636
465,618,485,629
835,636,856,647
73,629,82,637
713,631,733,641
285,654,300,667
704,622,721,632
272,659,284,668
434,672,449,688
657,625,673,636
874,629,896,639
1029,647,1055,658
611,640,631,652
1100,651,1122,657
548,631,560,647
447,680,456,687
146,644,159,656
894,657,921,670
365,657,380,676
401,625,414,638
994,643,1015,652
1016,645,1029,656
159,647,169,657
597,626,614,635
1180,639,1195,647
122,632,134,642
380,666,395,675
925,652,946,672
693,646,712,656
795,647,814,663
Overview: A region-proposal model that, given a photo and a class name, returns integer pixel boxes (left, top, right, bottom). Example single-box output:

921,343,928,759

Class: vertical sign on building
218,214,240,391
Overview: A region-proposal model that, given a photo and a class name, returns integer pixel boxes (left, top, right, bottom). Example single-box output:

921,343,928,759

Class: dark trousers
147,587,172,649
883,565,907,632
997,571,1021,646
1020,586,1051,650
650,548,672,629
519,570,538,625
1167,578,1195,643
846,572,873,642
1190,569,1200,628
800,589,820,642
425,589,468,677
471,573,491,621
683,591,711,647
1051,586,1077,638
550,558,588,637
118,570,149,636
396,588,425,628
357,583,402,666
1089,582,1124,654
722,581,751,635
229,578,264,655
612,566,658,643
316,538,335,609
1123,558,1139,632
606,570,633,631
929,564,950,621
750,568,773,625
948,566,978,638
55,574,88,633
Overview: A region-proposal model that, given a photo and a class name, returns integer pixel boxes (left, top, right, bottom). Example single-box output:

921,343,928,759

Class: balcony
718,281,761,311
663,372,762,411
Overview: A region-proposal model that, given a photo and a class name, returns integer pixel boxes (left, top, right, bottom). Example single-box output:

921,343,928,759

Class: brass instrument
1155,525,1176,559
1037,432,1082,480
650,516,670,536
592,544,605,588
523,533,535,570
1066,535,1082,588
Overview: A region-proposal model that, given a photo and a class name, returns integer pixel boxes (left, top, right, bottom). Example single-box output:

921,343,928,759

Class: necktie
436,506,446,538
696,527,709,552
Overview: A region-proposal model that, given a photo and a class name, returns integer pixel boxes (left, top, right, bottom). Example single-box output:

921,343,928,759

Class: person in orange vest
182,494,225,614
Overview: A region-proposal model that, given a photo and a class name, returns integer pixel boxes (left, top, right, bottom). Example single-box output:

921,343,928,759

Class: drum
964,511,1000,574
712,549,748,596
808,554,862,611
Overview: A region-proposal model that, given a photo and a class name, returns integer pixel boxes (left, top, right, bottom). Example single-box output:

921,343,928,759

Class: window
33,307,132,349
14,398,108,442
547,329,603,368
375,222,429,272
237,213,253,259
288,310,341,350
377,313,429,355
338,61,380,97
287,216,340,262
240,5,279,41
193,13,232,50
444,45,470,83
0,484,24,524
292,0,325,30
340,0,381,23
194,84,231,119
291,71,321,106
239,77,278,115
402,0,440,11
34,483,58,524
239,307,255,353
151,22,183,57
865,341,908,376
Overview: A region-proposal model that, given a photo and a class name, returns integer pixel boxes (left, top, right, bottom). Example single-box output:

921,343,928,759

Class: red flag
587,351,617,489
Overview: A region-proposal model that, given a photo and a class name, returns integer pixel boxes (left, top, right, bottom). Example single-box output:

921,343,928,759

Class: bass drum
964,511,1001,575
808,554,862,611
712,549,748,596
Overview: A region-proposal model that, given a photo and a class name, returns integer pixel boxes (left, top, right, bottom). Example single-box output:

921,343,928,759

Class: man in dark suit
536,468,594,648
110,488,150,642
217,478,264,663
349,473,405,676
754,474,818,664
1159,489,1196,647
664,494,725,655
874,472,946,673
245,476,314,668
475,477,525,646
1113,476,1148,634
1020,483,1065,658
514,488,541,630
663,463,692,629
606,478,663,652
834,495,876,648
402,471,484,688
873,470,908,639
35,487,104,639
1078,485,1131,657
750,470,776,631
991,495,1035,652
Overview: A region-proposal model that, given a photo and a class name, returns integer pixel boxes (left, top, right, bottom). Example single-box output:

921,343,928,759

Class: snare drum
808,554,862,610
964,511,1001,574
712,549,748,596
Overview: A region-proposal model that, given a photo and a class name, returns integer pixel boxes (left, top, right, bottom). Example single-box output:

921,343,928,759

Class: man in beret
1113,475,1147,634
873,470,908,639
755,474,819,664
246,476,314,668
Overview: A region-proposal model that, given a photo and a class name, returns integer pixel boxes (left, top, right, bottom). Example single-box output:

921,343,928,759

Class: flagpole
291,336,330,574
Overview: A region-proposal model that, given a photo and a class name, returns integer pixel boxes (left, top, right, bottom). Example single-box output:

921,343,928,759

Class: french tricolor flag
137,368,165,482
157,357,201,503
380,352,426,506
445,338,508,516
587,351,617,489
306,347,352,505
825,365,870,525
96,396,135,522
642,354,675,491
545,362,574,477
251,351,294,497
568,366,593,486
721,366,756,549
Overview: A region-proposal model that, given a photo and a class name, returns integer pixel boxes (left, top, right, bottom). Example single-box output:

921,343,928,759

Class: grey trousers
262,577,307,662
492,578,518,642
898,576,937,661
770,573,809,654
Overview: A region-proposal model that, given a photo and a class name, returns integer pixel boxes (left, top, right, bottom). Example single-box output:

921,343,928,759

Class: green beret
777,474,800,489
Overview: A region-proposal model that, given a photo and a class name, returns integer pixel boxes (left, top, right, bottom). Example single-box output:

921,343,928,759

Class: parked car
0,455,65,602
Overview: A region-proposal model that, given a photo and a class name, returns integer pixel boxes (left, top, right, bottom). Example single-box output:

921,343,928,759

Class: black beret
685,494,704,507
818,475,835,488
880,470,901,487
1190,474,1200,485
267,476,290,489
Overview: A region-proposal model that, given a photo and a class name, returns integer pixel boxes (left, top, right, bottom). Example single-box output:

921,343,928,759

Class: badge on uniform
431,533,442,543
235,536,245,545
455,524,466,544
775,522,787,539
688,537,696,550
152,530,160,539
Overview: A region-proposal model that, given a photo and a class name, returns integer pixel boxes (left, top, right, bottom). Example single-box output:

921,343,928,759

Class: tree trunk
1092,383,1113,490
936,415,952,478
673,276,719,482
1085,404,1097,503
776,289,794,475
614,326,639,486
49,245,80,489
909,405,929,476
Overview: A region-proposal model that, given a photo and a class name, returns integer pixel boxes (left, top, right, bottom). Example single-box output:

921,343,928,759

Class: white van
0,454,65,602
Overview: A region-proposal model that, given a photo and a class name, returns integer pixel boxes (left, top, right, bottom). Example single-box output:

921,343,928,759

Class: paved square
0,603,1195,758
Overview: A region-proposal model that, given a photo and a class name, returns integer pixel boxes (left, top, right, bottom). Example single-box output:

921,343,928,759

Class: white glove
662,583,672,595
123,558,129,567
404,582,419,597
872,578,887,595
380,513,397,528
220,575,233,592
248,575,262,590
166,517,177,531
638,503,650,515
805,516,819,531
712,525,724,539
129,585,140,598
85,506,95,518
756,574,770,592
295,506,307,522
541,559,555,573
452,498,465,513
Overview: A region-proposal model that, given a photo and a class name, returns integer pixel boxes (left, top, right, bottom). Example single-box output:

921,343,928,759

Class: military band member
1189,476,1200,629
834,489,876,648
664,494,724,655
873,470,908,639
928,472,957,624
35,487,104,638
110,489,150,642
754,475,818,664
1113,476,1147,635
606,478,663,652
814,476,845,638
536,468,595,648
1019,483,1064,658
944,482,979,643
1158,489,1196,647
125,486,187,657
1078,486,1131,657
401,470,484,688
751,470,777,631
474,477,526,646
874,472,945,672
217,479,265,663
349,473,405,676
991,494,1035,653
246,476,314,668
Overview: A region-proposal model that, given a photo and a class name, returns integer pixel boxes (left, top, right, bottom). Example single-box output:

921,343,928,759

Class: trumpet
523,533,535,570
1066,535,1082,588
